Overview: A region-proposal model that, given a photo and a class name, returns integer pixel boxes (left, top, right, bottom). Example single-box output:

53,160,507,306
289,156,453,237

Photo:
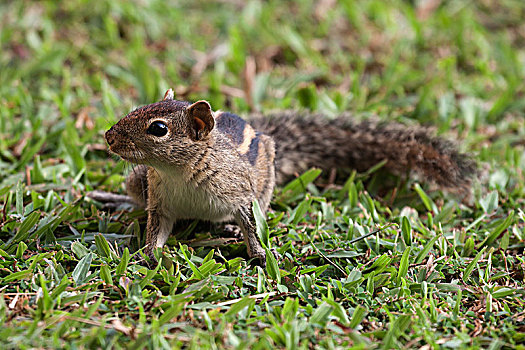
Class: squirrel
89,88,476,265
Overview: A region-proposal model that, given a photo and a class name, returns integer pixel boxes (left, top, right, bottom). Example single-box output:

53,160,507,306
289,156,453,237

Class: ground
0,0,524,348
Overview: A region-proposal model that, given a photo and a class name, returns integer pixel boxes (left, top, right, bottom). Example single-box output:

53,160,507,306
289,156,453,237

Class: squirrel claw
131,250,157,268
270,248,282,261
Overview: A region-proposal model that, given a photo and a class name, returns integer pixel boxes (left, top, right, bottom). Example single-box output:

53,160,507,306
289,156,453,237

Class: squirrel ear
186,100,215,140
163,88,174,101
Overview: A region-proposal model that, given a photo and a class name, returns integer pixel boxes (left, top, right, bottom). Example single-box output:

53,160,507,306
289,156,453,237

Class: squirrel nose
105,127,116,146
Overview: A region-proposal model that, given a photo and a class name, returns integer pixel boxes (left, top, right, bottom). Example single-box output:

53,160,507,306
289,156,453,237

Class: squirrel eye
147,121,168,137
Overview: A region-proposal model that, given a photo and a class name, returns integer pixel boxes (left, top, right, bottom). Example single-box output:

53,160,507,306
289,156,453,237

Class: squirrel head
105,89,216,167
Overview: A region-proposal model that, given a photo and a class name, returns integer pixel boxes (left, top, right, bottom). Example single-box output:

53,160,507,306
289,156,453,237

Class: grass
1,0,525,348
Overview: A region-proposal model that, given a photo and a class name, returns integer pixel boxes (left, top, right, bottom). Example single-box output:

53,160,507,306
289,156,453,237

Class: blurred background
0,0,524,187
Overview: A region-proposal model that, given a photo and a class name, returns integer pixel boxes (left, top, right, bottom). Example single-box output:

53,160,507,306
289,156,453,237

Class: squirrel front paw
249,247,282,268
249,247,267,268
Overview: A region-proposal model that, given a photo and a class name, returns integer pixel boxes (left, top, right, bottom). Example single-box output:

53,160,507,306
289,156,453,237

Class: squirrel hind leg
86,164,149,209
222,224,243,239
126,165,149,208
86,190,135,209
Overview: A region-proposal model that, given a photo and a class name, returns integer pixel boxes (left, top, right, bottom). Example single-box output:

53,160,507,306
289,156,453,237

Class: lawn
1,0,524,348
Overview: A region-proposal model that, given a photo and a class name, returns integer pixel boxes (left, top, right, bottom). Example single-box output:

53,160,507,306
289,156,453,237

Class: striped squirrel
89,89,476,265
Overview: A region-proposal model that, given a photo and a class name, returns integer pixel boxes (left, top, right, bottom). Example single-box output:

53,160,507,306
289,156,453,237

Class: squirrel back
250,112,476,191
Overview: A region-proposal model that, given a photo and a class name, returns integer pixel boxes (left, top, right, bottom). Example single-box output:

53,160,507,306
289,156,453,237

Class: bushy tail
250,112,476,191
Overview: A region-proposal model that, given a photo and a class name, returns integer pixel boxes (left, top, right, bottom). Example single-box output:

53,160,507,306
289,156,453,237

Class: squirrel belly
147,167,238,222
102,89,475,264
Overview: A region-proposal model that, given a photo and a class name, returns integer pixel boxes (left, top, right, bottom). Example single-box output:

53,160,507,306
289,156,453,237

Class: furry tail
250,112,476,191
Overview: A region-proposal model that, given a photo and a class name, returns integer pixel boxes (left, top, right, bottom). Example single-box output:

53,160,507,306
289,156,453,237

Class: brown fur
105,92,476,263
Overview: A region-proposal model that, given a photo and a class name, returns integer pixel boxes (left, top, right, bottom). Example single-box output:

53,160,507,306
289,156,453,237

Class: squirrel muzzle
105,127,117,147
105,125,128,156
